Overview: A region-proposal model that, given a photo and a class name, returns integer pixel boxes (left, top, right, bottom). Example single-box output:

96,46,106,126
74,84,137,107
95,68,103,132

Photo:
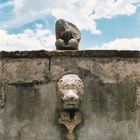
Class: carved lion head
57,74,84,109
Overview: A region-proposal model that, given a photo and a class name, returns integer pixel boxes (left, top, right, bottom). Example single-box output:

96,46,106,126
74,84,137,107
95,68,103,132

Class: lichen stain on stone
15,85,41,121
85,79,136,120
1,50,140,58
136,87,140,107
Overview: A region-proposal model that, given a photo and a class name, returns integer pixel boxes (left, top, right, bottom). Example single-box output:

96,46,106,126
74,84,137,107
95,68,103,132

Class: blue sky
0,0,140,51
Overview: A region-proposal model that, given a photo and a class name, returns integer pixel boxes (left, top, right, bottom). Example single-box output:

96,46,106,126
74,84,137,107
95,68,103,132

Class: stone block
3,59,49,83
4,82,61,140
50,57,79,80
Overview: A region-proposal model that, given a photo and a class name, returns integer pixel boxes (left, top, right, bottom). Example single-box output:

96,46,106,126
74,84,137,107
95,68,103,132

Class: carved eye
78,80,81,82
59,79,63,83
58,80,63,86
73,85,77,89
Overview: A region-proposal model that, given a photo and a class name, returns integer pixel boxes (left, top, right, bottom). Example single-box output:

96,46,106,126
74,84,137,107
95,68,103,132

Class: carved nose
64,90,79,100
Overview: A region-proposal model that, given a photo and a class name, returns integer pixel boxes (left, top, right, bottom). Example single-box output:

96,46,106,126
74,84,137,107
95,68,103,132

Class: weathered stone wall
0,50,140,140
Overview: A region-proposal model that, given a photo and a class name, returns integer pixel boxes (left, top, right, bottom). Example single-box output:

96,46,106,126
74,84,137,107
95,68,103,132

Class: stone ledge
0,50,140,59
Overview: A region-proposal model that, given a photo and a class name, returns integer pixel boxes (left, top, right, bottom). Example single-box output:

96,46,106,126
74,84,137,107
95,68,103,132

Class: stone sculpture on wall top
55,19,81,50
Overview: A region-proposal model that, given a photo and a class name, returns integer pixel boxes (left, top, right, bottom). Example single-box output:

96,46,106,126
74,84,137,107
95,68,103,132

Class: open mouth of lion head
63,100,80,109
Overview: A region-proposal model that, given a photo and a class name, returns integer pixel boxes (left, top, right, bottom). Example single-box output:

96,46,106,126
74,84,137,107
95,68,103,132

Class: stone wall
0,50,140,140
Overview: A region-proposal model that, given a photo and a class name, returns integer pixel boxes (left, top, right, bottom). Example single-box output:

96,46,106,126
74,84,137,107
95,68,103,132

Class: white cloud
91,0,139,19
0,25,55,51
0,1,13,9
1,28,140,51
51,8,100,34
89,38,140,50
2,0,140,34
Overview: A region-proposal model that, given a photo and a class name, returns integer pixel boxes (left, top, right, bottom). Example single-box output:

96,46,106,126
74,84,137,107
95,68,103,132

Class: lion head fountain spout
57,74,84,140
57,74,84,109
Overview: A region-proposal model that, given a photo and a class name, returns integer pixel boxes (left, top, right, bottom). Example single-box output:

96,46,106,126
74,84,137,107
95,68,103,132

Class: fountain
57,74,84,140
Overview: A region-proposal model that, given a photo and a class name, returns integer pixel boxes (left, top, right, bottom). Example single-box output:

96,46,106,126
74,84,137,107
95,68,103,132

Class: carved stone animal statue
57,74,84,109
55,19,81,50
